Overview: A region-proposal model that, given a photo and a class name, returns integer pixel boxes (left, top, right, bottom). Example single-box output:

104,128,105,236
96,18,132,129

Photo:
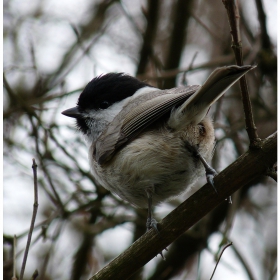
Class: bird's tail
171,65,256,127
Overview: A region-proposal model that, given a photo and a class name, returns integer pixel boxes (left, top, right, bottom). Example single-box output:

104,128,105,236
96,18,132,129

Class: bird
62,65,255,232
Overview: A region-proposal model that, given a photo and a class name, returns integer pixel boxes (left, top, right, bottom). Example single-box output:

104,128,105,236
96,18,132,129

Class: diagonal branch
89,131,277,280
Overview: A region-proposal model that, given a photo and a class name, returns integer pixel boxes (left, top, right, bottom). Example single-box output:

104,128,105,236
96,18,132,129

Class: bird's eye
100,101,110,109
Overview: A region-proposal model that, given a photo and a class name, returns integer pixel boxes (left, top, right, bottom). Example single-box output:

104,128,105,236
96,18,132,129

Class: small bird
62,65,255,231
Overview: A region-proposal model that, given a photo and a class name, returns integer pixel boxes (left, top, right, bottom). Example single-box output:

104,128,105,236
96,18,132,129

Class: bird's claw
146,218,159,233
206,168,218,194
146,218,167,259
206,170,233,204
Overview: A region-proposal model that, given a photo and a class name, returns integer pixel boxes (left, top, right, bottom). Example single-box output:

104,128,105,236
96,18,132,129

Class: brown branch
89,132,277,280
19,159,39,280
222,0,260,147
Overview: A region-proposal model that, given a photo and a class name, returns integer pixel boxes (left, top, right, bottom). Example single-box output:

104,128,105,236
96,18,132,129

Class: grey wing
95,85,200,164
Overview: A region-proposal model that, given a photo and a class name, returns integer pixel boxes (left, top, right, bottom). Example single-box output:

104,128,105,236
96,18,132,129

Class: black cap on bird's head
77,73,152,111
62,73,153,134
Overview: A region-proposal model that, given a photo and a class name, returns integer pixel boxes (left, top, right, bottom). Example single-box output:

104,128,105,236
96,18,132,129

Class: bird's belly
90,125,215,208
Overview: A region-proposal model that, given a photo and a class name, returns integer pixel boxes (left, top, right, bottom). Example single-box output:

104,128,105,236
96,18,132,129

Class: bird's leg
185,141,232,203
184,141,218,193
145,186,159,233
195,148,232,203
198,153,231,200
145,187,167,259
195,152,218,193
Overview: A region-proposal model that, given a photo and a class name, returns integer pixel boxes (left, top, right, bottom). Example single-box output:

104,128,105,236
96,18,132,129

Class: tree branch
222,0,260,147
90,131,277,280
19,159,39,280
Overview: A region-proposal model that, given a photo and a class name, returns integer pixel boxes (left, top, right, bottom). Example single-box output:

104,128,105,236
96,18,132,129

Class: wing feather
95,85,200,164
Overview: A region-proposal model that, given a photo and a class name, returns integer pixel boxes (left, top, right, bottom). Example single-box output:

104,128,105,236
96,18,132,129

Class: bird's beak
61,107,81,118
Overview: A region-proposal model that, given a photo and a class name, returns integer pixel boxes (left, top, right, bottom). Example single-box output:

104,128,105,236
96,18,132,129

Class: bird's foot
205,166,218,194
146,218,168,259
146,217,159,233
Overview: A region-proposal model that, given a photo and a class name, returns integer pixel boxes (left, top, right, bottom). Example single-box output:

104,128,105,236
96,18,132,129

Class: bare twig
19,159,39,280
222,0,260,147
210,242,233,280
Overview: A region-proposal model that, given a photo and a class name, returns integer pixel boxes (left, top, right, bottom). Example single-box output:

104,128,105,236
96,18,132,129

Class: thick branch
90,132,277,280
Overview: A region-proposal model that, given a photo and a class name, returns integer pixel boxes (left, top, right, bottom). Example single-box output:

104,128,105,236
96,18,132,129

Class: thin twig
222,0,260,147
210,242,233,280
19,159,39,280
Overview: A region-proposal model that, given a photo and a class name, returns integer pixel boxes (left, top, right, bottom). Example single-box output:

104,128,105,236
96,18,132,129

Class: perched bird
62,65,255,231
